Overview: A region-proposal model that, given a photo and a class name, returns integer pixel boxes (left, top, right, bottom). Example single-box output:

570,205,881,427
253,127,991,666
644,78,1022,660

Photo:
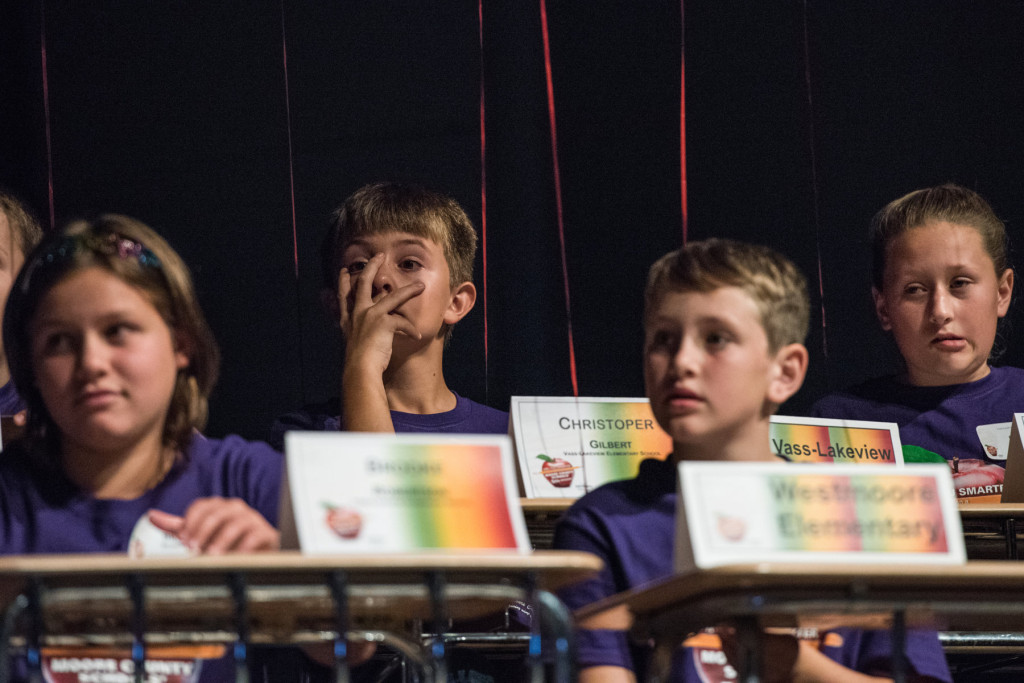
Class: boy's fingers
354,254,384,304
380,281,425,312
337,267,354,331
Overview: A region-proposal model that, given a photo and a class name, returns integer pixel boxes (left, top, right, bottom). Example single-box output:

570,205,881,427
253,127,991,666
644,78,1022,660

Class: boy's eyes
647,330,677,350
343,257,423,274
705,332,731,348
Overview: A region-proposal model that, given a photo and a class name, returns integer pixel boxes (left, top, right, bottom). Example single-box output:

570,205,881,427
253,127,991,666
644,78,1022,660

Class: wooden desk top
957,503,1024,518
519,498,574,514
577,561,1024,637
0,550,602,641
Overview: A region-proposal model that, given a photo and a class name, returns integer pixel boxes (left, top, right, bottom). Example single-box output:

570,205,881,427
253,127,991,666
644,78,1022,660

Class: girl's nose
928,289,953,324
75,335,108,379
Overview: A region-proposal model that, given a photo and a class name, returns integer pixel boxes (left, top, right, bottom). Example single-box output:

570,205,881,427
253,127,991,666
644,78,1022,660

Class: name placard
999,414,1024,503
283,432,530,553
510,397,672,498
769,415,903,464
674,462,964,572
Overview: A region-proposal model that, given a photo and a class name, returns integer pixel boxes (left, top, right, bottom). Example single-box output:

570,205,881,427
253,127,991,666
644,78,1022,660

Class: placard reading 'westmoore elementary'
284,433,530,553
511,397,673,498
675,462,964,572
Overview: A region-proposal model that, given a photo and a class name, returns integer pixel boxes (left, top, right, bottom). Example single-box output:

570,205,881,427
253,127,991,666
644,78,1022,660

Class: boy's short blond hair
323,182,478,290
0,189,44,256
645,238,810,352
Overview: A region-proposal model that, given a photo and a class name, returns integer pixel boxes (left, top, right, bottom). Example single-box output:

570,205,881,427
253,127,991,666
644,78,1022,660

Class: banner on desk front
284,432,530,553
510,397,673,498
674,462,965,572
769,415,903,465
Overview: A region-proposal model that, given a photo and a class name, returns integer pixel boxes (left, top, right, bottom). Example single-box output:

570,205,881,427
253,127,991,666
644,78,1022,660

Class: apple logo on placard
536,454,575,488
323,503,363,539
716,514,747,542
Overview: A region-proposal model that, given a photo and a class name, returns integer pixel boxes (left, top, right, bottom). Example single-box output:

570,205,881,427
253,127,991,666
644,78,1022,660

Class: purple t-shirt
810,365,1024,466
0,434,282,554
553,458,952,682
0,434,291,682
0,379,24,416
322,393,509,435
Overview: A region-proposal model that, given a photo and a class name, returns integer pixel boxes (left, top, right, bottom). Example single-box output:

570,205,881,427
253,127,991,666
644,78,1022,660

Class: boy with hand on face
319,182,507,435
554,239,950,683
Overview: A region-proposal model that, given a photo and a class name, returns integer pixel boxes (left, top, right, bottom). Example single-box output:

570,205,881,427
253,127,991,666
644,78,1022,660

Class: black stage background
2,2,1023,441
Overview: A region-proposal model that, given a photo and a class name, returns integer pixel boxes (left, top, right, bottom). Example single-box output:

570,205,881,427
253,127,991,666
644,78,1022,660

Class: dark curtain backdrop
2,1,1023,441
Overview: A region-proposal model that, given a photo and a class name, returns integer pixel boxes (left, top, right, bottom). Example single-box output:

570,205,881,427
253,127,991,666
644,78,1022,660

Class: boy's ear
872,286,892,331
766,343,808,406
997,268,1014,318
444,281,477,325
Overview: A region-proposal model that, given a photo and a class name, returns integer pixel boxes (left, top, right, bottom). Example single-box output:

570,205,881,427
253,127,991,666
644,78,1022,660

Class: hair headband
20,232,161,294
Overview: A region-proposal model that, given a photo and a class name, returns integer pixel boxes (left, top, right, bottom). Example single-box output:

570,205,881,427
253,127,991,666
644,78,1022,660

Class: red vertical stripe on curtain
478,0,490,398
680,0,688,244
539,0,579,397
280,1,299,280
802,0,827,358
40,1,55,230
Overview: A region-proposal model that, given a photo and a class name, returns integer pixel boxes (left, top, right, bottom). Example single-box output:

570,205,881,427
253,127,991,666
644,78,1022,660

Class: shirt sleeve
553,504,635,671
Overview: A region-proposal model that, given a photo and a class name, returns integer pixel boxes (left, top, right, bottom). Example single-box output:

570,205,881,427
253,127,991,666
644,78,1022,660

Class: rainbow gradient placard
284,432,530,553
511,397,673,498
770,416,903,465
675,462,964,571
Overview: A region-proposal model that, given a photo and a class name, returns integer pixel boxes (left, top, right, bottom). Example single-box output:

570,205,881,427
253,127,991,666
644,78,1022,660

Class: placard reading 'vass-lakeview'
769,416,903,464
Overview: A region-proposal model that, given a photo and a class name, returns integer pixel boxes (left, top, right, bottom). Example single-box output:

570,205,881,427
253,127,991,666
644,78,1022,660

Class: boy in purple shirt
270,182,506,448
555,239,951,683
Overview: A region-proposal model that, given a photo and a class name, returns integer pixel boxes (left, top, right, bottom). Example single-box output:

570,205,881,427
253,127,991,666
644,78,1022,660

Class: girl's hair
871,183,1010,290
3,215,219,470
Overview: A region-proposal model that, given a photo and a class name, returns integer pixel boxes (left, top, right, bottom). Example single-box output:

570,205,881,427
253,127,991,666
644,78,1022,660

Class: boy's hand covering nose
338,252,424,376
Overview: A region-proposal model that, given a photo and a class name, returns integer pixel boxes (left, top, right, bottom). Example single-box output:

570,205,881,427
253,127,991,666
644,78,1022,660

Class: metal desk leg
0,595,28,683
735,619,762,683
229,572,250,683
426,571,448,683
524,571,543,683
534,589,575,683
644,641,674,683
128,574,146,683
891,610,907,683
26,579,43,683
328,570,351,683
1006,518,1018,560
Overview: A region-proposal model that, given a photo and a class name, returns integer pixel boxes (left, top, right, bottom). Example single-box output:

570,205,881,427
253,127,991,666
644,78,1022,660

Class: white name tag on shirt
674,462,965,572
